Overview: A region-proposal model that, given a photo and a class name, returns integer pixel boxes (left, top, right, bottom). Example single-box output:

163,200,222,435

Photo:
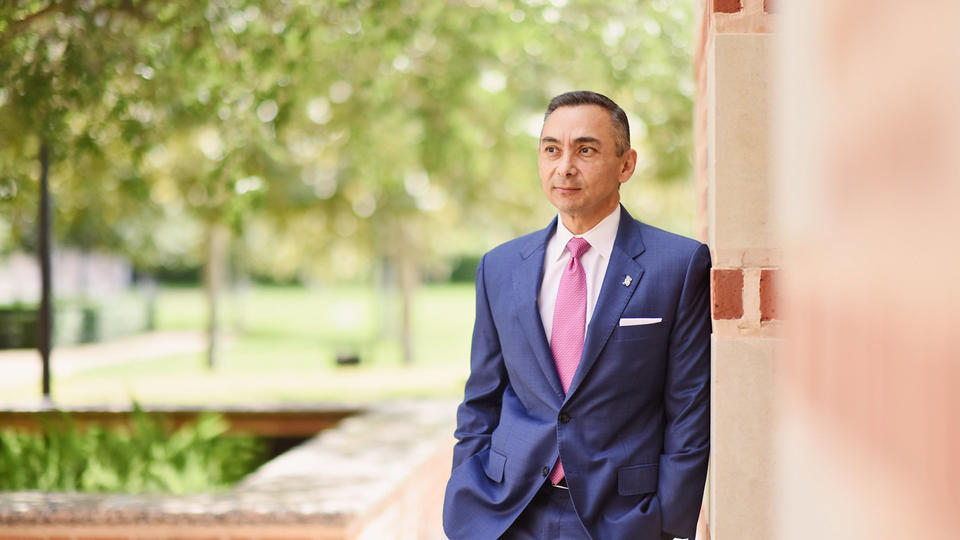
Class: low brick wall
0,400,457,540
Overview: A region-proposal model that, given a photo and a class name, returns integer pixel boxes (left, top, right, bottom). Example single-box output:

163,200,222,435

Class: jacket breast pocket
484,449,507,483
618,462,658,495
612,322,666,343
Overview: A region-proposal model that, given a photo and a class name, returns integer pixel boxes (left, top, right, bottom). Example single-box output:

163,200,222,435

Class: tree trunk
204,222,229,370
231,272,249,334
397,254,417,365
38,138,53,402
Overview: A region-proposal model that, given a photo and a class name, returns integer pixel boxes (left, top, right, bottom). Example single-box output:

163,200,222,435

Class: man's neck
559,202,620,235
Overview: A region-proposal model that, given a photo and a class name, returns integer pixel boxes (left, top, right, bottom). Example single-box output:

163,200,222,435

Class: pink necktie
549,237,591,484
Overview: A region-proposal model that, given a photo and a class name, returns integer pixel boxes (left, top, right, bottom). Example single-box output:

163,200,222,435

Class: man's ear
619,148,638,184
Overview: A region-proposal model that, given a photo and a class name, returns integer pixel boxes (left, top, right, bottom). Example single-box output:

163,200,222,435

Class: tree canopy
0,0,695,282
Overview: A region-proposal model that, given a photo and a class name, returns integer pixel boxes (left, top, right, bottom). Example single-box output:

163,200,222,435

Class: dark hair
544,91,630,156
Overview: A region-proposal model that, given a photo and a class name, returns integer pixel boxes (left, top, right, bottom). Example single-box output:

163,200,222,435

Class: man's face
538,105,637,232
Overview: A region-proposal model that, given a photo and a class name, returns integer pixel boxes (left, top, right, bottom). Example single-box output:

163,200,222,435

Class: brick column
694,1,780,538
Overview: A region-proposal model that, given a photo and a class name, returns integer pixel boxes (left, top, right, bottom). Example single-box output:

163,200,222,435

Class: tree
0,0,171,395
267,0,696,362
0,0,696,367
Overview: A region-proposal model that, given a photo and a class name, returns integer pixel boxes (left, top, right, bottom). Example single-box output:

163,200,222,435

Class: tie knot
566,237,591,260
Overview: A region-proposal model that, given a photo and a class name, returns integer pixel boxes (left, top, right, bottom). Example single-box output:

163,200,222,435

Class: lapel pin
622,275,632,287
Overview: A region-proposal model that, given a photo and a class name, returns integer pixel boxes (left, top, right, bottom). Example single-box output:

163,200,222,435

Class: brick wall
710,268,780,329
694,1,780,538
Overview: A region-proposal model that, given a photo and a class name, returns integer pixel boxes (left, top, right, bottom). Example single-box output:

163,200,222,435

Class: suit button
542,466,550,477
558,412,570,424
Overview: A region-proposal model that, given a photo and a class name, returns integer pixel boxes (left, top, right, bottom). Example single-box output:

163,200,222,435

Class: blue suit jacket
443,207,711,540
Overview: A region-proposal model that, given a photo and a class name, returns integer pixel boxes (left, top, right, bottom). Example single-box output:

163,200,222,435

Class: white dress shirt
539,205,622,344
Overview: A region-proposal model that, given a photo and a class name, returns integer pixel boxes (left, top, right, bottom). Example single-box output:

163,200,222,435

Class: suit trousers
500,481,681,540
500,481,591,540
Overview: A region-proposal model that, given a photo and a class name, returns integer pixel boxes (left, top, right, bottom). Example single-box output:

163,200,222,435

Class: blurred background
0,0,698,406
6,1,957,539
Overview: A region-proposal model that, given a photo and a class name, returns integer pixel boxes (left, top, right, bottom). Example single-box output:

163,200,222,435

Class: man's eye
545,146,558,153
580,147,594,154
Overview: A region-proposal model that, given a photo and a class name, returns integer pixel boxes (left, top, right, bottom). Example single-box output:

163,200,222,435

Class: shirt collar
549,205,621,262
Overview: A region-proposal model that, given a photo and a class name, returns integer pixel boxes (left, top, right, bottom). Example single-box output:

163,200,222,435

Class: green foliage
0,0,695,279
0,406,265,493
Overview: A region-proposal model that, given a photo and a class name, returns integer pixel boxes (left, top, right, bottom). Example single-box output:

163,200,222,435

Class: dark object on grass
336,353,360,366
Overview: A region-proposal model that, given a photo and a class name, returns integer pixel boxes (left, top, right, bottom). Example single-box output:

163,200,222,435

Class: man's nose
559,153,576,176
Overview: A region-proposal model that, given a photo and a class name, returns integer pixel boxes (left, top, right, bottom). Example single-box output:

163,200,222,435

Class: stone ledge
0,403,363,437
0,400,456,533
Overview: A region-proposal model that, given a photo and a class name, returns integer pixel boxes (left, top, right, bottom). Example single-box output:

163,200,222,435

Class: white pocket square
619,317,663,327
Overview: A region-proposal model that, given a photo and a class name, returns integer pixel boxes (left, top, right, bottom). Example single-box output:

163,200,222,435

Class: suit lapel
564,208,646,401
513,218,565,400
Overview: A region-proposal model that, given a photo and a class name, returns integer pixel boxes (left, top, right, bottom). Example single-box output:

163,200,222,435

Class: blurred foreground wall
774,1,960,539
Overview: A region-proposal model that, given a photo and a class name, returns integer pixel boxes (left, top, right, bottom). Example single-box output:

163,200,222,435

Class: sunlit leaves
0,0,695,278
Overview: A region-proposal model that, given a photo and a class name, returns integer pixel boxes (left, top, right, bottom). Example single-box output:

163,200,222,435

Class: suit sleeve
658,242,712,539
451,254,509,469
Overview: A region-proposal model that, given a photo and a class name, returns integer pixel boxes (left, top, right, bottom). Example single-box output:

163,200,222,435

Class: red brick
760,269,779,321
714,0,742,13
711,269,744,319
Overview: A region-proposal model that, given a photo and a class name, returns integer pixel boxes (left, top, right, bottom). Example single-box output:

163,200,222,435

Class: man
442,91,711,540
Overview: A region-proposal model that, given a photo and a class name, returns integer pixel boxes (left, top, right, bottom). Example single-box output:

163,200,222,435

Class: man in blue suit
442,91,711,540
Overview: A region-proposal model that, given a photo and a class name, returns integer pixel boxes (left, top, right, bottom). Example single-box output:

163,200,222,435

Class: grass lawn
8,283,476,406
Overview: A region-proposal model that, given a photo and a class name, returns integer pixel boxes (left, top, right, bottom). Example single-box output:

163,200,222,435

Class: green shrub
0,406,265,493
0,305,36,349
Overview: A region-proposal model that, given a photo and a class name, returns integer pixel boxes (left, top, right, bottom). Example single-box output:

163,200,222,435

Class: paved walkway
0,331,207,391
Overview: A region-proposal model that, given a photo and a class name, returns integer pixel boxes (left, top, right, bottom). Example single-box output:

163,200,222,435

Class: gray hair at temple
543,91,631,157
